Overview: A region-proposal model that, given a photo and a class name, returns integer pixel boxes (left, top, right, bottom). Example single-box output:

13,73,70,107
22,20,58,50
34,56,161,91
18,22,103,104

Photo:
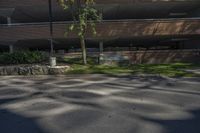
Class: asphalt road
0,75,200,133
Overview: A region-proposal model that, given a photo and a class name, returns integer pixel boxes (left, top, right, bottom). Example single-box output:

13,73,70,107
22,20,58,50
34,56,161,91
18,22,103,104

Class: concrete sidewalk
0,75,200,133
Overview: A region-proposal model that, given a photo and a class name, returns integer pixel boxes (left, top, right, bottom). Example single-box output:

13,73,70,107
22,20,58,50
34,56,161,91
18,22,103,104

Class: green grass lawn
60,57,200,77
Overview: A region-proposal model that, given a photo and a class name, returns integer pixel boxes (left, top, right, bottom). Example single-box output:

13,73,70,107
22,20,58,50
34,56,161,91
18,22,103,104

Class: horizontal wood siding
0,20,200,41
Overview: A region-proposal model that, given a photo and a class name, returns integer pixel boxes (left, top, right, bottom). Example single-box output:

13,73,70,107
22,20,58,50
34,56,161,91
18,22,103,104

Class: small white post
49,57,56,67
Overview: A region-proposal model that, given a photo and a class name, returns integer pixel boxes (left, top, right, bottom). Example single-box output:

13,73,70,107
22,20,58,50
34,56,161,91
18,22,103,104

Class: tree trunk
80,36,87,65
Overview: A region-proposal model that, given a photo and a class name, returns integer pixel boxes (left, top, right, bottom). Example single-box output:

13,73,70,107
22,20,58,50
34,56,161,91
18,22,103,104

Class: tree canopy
57,0,101,64
57,0,101,37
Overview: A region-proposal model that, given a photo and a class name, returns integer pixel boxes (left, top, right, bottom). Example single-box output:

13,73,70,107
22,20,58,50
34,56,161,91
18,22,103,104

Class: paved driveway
0,75,200,133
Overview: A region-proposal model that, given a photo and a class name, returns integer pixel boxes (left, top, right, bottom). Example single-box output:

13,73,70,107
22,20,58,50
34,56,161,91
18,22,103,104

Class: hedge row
0,51,47,64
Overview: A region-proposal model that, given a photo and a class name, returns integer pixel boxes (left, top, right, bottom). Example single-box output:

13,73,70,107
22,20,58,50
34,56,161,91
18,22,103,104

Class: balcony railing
1,18,200,27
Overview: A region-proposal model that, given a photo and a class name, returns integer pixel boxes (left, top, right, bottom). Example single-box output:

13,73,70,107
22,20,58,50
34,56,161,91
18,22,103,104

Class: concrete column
99,41,104,53
99,41,104,64
7,17,12,26
9,45,14,53
50,40,54,54
129,43,133,51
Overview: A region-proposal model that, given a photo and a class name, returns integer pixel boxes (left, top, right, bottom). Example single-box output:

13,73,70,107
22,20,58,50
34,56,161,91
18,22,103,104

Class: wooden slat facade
0,19,200,42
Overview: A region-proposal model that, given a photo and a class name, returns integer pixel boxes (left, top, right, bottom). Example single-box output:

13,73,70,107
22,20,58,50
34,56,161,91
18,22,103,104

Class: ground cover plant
61,56,200,77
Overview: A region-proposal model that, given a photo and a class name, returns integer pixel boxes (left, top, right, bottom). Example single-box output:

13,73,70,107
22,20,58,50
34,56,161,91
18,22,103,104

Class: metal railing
0,17,200,27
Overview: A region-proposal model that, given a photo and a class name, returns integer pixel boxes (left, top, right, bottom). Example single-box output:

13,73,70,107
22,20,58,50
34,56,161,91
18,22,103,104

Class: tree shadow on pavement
0,88,46,133
142,109,200,133
0,108,46,133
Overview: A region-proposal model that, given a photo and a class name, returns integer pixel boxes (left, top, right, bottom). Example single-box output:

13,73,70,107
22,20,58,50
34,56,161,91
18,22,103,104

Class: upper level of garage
0,0,199,23
0,19,200,42
1,0,199,7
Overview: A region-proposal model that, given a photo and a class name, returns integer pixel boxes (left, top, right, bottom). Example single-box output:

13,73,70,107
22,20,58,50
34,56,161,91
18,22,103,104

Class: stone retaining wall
0,65,70,75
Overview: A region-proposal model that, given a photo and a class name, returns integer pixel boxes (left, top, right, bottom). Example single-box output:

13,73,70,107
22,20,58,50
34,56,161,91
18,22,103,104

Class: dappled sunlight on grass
66,63,200,77
67,64,132,75
130,63,200,77
60,57,200,77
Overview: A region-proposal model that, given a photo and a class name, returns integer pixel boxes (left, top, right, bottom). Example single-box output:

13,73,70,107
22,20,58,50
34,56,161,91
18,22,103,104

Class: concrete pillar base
99,41,104,64
9,45,14,53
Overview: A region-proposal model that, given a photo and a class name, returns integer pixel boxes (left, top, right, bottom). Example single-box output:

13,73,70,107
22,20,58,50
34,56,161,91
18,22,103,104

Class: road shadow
143,109,200,133
0,90,46,133
0,108,45,133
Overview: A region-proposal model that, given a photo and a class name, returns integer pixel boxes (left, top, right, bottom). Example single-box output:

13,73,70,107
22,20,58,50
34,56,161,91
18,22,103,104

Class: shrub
0,51,47,64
